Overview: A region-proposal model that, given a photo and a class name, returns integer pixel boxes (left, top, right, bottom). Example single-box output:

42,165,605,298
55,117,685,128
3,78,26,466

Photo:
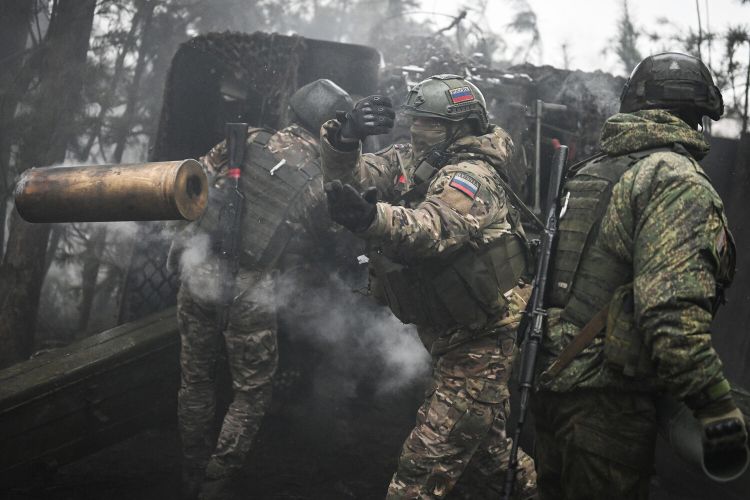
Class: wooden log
0,307,179,487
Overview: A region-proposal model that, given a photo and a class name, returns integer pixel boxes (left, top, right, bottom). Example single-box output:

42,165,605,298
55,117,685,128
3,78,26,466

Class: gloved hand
337,95,395,144
324,180,378,233
695,398,748,458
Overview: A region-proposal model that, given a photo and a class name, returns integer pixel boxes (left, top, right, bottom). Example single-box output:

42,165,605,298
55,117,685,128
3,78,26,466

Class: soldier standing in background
532,52,747,499
167,79,353,499
321,75,537,499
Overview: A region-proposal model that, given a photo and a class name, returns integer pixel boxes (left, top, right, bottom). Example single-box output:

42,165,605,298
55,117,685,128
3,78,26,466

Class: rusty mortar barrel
14,160,208,223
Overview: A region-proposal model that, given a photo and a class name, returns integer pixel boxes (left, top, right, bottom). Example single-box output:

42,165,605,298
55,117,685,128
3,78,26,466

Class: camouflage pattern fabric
320,120,518,351
533,109,735,498
387,334,537,500
177,270,277,478
537,109,731,403
533,390,656,500
176,124,332,490
320,119,536,498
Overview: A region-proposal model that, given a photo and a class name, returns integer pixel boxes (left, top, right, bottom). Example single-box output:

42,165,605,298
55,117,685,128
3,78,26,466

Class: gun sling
541,304,609,381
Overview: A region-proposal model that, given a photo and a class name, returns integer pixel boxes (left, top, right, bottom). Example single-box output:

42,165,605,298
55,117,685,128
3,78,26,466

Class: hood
600,109,710,159
446,125,514,174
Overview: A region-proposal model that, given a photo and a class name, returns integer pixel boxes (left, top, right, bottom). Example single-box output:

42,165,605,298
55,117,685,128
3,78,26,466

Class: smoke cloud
269,269,431,395
175,226,431,394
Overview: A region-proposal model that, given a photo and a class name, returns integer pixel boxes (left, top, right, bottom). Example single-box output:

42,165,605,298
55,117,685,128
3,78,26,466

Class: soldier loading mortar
165,79,357,499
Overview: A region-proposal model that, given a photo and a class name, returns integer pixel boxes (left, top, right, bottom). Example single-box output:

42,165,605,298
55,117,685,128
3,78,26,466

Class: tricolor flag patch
448,86,475,103
449,172,480,199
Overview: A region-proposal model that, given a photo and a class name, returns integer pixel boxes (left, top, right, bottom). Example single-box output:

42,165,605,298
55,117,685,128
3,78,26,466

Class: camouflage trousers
532,389,658,500
177,269,278,481
387,334,537,499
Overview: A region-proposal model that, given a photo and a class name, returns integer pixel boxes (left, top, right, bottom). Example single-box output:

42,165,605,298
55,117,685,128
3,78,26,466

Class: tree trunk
0,0,97,369
77,225,107,337
112,0,156,163
79,2,145,163
0,0,35,260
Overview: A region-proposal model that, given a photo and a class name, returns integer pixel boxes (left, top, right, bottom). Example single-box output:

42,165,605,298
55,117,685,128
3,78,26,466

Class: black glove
337,95,395,143
695,397,748,471
325,180,378,233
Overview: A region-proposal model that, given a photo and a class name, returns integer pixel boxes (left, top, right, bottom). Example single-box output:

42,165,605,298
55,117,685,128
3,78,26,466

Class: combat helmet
620,52,723,121
402,74,489,134
290,79,353,134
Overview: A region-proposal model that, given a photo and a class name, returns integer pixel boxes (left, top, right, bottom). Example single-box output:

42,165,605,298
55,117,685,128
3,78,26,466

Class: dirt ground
3,329,749,500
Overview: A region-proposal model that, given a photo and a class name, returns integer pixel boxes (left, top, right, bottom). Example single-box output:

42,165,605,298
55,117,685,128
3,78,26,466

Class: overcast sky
421,0,749,75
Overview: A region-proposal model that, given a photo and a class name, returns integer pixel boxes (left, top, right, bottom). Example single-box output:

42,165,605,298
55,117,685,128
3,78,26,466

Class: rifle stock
503,145,569,499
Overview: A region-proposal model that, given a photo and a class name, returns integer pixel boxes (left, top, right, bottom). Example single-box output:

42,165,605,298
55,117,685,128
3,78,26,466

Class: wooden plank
0,307,180,488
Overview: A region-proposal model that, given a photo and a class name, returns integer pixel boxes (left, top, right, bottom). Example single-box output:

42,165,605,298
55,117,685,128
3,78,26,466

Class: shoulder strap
541,144,695,380
248,128,274,147
540,304,609,382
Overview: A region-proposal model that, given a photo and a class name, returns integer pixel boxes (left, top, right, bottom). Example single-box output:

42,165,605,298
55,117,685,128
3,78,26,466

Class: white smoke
266,269,431,394
168,219,431,393
176,232,223,304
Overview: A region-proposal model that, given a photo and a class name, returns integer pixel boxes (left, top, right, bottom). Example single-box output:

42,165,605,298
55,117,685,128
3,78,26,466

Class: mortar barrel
14,160,208,223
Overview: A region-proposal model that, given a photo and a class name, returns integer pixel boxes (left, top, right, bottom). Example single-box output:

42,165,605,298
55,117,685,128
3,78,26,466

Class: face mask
410,121,449,160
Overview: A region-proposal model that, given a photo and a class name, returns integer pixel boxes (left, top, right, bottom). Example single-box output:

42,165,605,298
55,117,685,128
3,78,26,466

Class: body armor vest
200,129,321,271
372,157,530,330
549,146,696,377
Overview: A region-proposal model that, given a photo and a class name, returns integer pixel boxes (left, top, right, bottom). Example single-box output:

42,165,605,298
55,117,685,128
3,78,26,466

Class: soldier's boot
181,465,205,500
199,458,241,500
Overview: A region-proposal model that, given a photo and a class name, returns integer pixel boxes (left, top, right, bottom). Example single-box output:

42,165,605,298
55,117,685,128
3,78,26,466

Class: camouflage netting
375,35,473,76
152,31,307,163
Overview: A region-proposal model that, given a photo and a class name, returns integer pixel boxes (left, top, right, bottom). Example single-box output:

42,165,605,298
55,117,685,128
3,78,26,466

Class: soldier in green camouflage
168,79,352,499
532,53,747,499
321,75,537,499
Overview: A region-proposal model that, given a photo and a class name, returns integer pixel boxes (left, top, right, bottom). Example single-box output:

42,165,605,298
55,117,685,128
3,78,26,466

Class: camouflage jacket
320,120,527,352
538,110,733,409
170,124,347,283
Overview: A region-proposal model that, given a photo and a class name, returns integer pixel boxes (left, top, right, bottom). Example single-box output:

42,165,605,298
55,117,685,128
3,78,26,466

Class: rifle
502,145,569,500
216,122,249,330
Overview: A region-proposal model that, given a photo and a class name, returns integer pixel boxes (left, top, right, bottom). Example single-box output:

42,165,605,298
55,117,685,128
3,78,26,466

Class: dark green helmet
619,52,724,120
402,74,489,133
289,79,353,134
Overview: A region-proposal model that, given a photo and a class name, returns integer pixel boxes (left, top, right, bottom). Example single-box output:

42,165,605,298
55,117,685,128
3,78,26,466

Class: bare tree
111,0,157,163
0,0,98,368
726,27,750,133
0,0,37,260
613,0,642,74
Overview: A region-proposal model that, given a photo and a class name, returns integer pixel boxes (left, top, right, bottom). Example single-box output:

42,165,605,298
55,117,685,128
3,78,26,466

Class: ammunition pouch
373,232,528,329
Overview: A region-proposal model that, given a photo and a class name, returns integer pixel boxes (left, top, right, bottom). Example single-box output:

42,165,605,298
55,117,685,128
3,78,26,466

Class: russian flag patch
449,172,480,199
448,86,475,104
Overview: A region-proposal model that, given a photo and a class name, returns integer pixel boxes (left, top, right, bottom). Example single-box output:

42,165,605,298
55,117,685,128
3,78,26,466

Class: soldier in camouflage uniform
532,53,748,499
321,75,537,499
169,79,353,498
